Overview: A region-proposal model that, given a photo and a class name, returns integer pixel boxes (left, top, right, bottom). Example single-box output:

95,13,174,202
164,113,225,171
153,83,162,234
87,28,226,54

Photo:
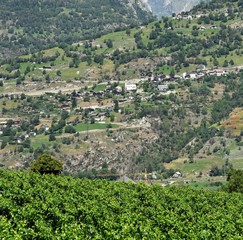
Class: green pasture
75,122,118,132
31,134,53,149
166,156,225,177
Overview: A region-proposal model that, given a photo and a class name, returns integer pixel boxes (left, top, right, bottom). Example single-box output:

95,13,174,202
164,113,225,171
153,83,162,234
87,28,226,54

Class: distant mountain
144,0,208,17
0,0,153,58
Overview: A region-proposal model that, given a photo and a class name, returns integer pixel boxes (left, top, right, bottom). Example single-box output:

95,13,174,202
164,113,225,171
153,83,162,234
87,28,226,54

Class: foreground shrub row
0,170,242,239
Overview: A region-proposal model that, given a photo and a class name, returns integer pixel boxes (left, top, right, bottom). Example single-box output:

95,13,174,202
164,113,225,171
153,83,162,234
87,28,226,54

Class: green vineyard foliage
0,170,242,239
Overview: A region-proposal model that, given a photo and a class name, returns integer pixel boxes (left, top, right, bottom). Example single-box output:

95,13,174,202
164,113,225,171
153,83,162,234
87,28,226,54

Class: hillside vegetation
0,170,243,239
0,0,153,58
1,0,242,82
0,0,242,177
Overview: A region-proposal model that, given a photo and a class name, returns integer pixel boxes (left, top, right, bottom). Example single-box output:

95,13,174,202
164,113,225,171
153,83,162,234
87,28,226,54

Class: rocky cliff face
144,0,208,17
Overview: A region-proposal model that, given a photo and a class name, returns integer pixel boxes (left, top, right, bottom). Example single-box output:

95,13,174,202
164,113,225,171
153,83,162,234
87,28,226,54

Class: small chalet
115,86,123,93
29,131,36,137
125,83,137,92
42,66,52,70
215,69,227,77
172,172,182,178
187,15,193,20
189,73,197,79
158,85,169,92
199,26,206,31
197,64,206,72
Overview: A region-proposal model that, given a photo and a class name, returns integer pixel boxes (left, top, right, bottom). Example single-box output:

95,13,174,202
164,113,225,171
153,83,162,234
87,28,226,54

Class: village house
75,108,82,113
197,72,205,79
61,103,70,109
115,86,123,93
13,119,21,125
214,69,227,77
92,91,104,97
184,73,192,79
39,125,49,132
199,26,206,31
207,69,227,77
158,85,169,92
197,64,206,72
172,172,182,178
174,14,182,20
159,75,180,82
101,105,114,111
173,75,181,81
125,83,137,92
174,12,192,20
187,15,193,20
95,115,106,122
189,73,197,79
67,120,77,125
182,72,204,80
28,131,36,137
0,120,7,127
42,66,52,70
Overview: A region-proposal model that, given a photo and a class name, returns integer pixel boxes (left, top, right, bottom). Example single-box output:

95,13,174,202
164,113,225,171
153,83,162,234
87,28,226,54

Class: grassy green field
165,156,226,177
75,122,119,132
95,30,136,49
166,141,243,178
89,84,107,91
31,134,52,149
186,180,226,191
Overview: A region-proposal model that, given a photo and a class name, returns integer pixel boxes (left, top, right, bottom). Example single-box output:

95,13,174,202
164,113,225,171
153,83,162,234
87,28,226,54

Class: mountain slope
0,0,242,176
0,0,153,58
145,0,208,17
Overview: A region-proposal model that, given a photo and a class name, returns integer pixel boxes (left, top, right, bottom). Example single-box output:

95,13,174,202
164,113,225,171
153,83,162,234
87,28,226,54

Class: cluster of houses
125,83,137,92
77,66,229,100
173,12,208,21
0,118,38,144
198,25,218,31
173,7,230,21
0,62,231,149
150,65,228,93
0,119,21,135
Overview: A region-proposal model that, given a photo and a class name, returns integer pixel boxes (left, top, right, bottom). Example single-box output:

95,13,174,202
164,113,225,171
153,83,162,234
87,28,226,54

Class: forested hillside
0,0,242,177
0,0,153,58
0,170,243,239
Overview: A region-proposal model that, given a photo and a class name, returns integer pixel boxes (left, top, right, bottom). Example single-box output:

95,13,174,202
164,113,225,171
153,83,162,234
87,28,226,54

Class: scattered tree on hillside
29,153,63,174
225,169,243,193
